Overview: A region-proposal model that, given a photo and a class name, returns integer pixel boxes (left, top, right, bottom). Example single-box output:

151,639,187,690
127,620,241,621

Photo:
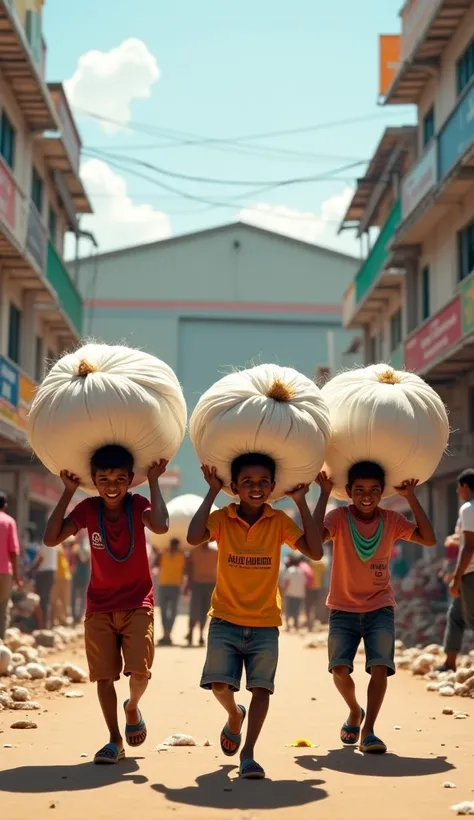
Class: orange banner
379,35,401,96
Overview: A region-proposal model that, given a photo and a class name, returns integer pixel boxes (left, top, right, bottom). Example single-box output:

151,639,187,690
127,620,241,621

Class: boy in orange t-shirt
316,461,436,755
187,453,323,780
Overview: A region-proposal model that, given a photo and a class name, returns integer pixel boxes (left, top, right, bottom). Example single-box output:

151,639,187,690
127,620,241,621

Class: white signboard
401,141,437,220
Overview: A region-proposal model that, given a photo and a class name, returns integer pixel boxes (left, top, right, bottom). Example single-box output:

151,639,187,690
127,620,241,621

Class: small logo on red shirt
91,532,105,550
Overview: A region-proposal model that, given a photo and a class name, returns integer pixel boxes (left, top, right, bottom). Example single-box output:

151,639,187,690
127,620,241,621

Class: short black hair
347,461,385,491
458,468,474,492
0,491,7,510
90,444,134,476
231,452,276,484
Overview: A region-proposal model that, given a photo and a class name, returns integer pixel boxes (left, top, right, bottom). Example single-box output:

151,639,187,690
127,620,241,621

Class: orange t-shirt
190,544,218,584
207,503,304,627
324,505,415,613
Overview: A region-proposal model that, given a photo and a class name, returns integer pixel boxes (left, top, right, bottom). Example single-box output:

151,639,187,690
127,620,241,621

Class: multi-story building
342,0,474,542
74,222,361,498
0,0,91,537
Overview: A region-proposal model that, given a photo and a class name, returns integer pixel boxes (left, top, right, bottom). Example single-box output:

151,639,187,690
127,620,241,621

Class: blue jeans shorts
200,617,279,693
328,606,395,677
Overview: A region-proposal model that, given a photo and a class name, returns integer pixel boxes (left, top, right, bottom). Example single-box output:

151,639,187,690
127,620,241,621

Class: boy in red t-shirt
44,445,169,764
315,461,435,755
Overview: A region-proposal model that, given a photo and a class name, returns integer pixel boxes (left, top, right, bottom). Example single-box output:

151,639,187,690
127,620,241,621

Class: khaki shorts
84,608,154,682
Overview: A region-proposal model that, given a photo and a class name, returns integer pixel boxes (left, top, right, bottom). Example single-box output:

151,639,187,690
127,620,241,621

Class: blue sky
43,0,414,255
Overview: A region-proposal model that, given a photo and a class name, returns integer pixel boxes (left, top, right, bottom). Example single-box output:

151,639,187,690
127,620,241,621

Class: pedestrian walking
0,492,21,639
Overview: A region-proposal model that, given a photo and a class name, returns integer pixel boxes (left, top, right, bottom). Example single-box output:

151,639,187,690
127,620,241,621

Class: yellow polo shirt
159,549,186,586
207,503,303,627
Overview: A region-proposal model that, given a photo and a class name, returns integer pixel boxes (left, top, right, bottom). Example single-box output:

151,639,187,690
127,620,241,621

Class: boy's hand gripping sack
321,363,449,500
28,343,187,492
190,363,331,501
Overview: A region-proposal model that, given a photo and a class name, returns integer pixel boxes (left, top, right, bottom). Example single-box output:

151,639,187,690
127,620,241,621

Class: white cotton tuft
190,363,331,501
28,343,187,492
149,494,218,549
321,363,449,499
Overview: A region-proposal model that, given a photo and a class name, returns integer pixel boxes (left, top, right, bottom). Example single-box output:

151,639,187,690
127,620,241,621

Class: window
458,221,474,281
0,111,15,169
422,107,435,147
48,207,57,244
31,167,43,213
35,336,43,382
457,38,474,96
367,335,377,365
421,266,430,321
390,309,402,352
8,304,21,364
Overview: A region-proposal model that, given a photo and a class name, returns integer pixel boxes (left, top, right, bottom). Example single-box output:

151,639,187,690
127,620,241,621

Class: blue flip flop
239,758,265,779
94,742,125,765
220,704,247,757
360,734,387,754
340,708,366,745
123,699,147,747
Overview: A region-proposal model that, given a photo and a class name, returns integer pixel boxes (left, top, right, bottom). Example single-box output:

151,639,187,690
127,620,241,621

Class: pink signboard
0,161,16,232
404,296,463,372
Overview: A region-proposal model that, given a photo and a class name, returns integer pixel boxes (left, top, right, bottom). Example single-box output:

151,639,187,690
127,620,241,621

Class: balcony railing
355,200,402,303
46,241,83,335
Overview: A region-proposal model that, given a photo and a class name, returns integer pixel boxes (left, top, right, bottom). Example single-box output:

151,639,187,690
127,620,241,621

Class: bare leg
212,682,244,752
187,618,196,645
124,673,148,746
332,666,363,737
361,666,388,742
240,688,270,763
97,679,122,748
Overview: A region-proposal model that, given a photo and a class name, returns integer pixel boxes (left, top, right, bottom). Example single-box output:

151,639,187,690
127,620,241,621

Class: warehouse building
75,222,361,497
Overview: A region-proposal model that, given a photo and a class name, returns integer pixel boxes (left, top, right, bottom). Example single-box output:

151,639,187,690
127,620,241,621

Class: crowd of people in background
2,471,473,656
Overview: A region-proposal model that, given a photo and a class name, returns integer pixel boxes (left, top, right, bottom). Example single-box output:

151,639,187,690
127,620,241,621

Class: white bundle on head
190,363,331,501
28,342,187,493
149,493,218,549
321,363,449,500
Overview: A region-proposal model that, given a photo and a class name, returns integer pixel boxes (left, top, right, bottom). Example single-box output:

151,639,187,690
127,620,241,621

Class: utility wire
85,145,367,188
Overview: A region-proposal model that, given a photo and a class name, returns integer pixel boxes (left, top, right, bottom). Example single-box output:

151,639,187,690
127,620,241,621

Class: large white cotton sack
321,364,449,500
149,494,218,549
28,343,187,492
190,364,331,501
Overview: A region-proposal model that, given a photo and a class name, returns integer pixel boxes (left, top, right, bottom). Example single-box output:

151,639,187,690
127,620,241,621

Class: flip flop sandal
239,758,265,780
94,743,125,765
340,708,366,745
123,699,147,747
220,704,247,757
360,734,387,754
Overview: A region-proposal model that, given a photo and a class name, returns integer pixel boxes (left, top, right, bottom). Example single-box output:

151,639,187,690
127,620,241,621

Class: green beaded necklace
347,508,384,562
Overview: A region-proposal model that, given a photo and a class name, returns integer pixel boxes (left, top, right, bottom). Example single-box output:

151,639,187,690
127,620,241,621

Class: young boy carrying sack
187,453,324,780
44,444,169,764
316,461,436,754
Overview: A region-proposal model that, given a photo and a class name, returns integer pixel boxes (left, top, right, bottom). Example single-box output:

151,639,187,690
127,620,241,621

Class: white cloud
65,159,171,258
65,39,160,134
239,188,361,256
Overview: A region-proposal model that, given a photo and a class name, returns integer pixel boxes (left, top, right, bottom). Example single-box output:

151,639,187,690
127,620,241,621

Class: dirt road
0,615,472,820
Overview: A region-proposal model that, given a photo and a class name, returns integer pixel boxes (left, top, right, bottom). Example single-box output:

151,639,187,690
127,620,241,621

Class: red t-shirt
68,493,153,615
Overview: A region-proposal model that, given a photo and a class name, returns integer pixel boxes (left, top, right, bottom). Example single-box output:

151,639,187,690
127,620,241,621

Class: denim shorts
328,606,395,677
200,617,279,693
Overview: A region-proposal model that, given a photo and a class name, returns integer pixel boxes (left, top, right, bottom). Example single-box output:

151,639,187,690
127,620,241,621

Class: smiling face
231,464,275,510
93,466,133,509
346,477,383,519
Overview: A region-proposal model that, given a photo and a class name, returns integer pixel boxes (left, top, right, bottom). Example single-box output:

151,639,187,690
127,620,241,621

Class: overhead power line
85,145,367,188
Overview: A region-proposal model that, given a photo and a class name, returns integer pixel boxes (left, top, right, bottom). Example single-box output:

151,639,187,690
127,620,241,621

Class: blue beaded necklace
98,493,135,563
347,508,384,563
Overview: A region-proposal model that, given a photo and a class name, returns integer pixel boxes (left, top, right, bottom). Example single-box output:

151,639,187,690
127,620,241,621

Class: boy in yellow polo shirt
187,453,323,780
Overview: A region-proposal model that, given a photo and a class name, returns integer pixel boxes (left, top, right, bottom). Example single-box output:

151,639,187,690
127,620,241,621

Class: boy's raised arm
187,466,222,546
43,471,80,547
396,479,436,547
142,460,169,535
287,484,323,561
315,472,333,542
